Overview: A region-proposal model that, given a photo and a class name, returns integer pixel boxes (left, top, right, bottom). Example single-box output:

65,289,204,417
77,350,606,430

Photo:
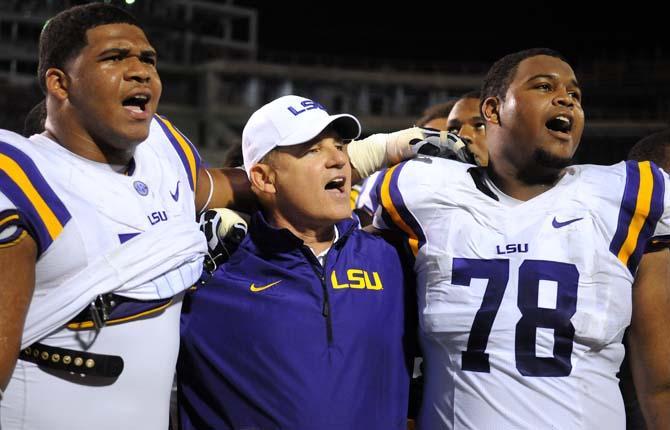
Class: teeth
325,177,345,190
546,115,572,133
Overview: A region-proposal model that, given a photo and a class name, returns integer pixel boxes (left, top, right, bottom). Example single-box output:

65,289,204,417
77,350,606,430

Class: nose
326,143,348,168
457,126,473,146
125,57,151,83
553,86,574,108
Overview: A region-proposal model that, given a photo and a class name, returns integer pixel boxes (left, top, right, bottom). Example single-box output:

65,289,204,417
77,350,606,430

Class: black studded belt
19,342,124,378
17,294,171,378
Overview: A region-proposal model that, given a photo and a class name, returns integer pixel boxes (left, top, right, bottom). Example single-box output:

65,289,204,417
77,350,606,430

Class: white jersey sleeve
600,160,670,274
0,129,71,253
352,170,382,215
372,156,471,256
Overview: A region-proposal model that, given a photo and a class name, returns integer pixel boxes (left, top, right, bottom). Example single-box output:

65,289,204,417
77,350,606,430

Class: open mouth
545,115,572,134
122,94,150,113
324,176,346,193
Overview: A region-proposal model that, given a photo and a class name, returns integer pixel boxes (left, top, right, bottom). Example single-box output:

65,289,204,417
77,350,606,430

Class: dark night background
240,2,665,67
1,1,667,165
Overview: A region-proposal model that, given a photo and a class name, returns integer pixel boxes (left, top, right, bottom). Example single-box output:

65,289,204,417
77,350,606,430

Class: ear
249,163,276,194
45,68,70,101
482,96,501,125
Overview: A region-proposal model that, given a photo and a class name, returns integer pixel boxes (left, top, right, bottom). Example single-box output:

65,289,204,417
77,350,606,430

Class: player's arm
628,247,670,429
194,167,256,216
346,128,471,183
0,229,37,392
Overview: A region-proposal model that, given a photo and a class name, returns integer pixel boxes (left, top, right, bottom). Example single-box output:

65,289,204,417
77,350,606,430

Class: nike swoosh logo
170,181,180,202
552,216,583,228
250,280,282,292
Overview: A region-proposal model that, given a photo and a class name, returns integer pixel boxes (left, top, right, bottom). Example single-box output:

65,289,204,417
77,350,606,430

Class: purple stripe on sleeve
386,162,427,250
155,116,197,191
609,161,639,264
629,162,666,272
0,142,71,255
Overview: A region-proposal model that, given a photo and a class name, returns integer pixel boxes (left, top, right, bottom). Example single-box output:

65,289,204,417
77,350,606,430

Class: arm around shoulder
195,167,256,216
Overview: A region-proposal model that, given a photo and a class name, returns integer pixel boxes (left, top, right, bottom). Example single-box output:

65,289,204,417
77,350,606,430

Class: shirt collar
249,210,356,254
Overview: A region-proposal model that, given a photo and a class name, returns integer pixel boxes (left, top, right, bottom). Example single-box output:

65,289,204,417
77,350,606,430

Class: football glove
199,208,248,273
409,128,477,164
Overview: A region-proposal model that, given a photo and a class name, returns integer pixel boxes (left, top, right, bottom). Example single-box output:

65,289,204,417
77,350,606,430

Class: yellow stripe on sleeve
160,118,198,189
380,165,419,256
0,154,63,240
0,213,19,226
618,161,653,266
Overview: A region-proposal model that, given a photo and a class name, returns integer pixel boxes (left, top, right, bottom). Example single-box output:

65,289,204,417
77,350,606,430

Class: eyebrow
527,74,580,89
97,47,157,58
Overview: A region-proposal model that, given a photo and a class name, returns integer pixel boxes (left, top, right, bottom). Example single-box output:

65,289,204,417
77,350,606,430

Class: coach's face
64,23,161,151
258,129,352,229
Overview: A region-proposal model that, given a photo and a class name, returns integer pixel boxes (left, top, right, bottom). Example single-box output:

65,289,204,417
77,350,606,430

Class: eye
474,122,486,131
103,54,123,62
536,83,552,91
304,146,320,156
141,55,157,66
568,91,581,102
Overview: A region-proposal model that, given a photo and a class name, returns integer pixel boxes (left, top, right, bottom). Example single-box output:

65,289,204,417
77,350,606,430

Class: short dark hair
38,3,139,93
23,99,47,137
416,101,456,127
628,129,670,170
480,48,567,111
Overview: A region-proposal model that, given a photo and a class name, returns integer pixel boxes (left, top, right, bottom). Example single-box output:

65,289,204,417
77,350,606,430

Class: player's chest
425,189,612,268
49,154,190,247
419,196,630,353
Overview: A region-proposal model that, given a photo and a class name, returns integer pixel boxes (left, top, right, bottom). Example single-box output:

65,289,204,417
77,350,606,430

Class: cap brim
276,114,361,147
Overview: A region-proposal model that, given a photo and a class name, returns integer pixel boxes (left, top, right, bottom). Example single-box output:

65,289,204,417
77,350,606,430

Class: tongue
124,105,143,113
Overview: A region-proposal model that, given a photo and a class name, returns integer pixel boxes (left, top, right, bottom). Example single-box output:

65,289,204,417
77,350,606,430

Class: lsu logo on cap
287,100,326,116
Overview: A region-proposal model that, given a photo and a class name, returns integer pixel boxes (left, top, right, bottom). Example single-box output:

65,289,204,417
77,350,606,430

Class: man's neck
44,115,134,166
268,211,336,255
487,161,563,201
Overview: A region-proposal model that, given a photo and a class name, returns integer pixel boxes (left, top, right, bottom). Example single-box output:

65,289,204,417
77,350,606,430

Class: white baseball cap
242,95,361,176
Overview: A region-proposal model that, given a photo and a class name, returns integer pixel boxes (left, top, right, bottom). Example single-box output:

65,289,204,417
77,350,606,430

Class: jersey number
452,258,579,377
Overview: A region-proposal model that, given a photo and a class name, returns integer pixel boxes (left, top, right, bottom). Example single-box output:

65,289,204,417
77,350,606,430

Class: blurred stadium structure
1,0,668,165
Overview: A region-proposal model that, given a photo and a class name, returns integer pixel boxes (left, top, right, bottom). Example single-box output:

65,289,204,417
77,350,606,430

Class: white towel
22,219,206,348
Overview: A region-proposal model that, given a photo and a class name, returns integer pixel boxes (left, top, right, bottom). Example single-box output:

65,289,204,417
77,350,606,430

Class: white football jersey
0,116,202,430
373,157,670,429
351,170,382,215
